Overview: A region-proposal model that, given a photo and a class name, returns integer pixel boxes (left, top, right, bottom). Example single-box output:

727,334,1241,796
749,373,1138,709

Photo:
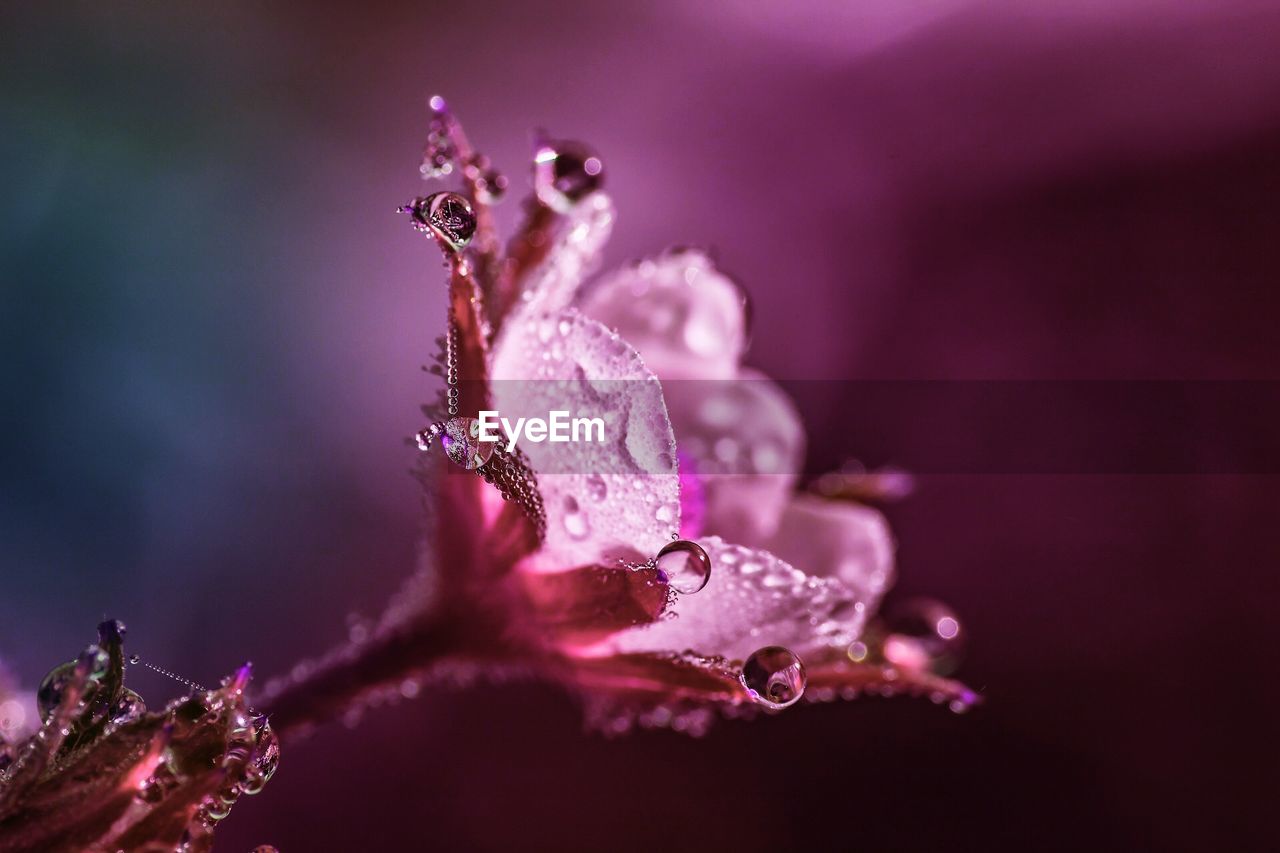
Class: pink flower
259,99,976,740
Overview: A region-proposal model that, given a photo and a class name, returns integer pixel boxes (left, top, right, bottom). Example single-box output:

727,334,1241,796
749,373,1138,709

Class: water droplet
437,417,496,470
405,192,476,252
740,646,806,710
204,795,233,822
534,138,604,213
110,689,146,724
129,654,140,665
585,474,607,500
654,502,676,524
562,496,590,540
655,539,711,594
882,599,963,675
36,651,108,721
846,640,869,663
252,720,280,780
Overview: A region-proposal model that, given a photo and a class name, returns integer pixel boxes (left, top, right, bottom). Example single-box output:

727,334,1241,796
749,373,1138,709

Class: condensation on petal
507,193,615,327
764,494,895,613
608,536,870,663
579,248,747,381
665,369,804,545
491,308,680,569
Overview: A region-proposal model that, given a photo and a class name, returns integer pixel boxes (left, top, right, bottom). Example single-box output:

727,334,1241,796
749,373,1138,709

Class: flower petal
567,649,979,737
491,308,681,569
608,536,870,663
499,193,615,333
764,494,896,609
579,248,747,380
663,369,804,545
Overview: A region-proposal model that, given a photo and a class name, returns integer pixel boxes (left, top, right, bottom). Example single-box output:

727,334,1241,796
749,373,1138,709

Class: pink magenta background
2,1,1278,848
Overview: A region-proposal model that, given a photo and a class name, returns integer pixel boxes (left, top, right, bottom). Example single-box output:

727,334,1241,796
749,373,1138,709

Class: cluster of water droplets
419,95,507,205
420,96,458,179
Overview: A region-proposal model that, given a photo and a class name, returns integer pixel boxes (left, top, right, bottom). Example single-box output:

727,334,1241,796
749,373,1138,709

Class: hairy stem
256,617,464,740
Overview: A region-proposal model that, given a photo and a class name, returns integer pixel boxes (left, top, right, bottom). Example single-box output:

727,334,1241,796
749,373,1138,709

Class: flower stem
257,617,462,740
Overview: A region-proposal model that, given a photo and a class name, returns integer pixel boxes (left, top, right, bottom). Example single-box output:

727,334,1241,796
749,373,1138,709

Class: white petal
665,369,804,544
579,249,747,380
508,193,615,327
491,307,680,569
764,494,895,611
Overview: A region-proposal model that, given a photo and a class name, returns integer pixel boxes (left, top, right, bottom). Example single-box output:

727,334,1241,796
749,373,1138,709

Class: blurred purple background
3,1,1278,849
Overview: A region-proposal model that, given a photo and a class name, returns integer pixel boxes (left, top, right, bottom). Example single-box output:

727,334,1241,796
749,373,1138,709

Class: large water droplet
655,539,711,594
882,599,963,675
438,417,496,470
534,139,604,213
36,651,108,721
740,646,806,709
406,192,476,252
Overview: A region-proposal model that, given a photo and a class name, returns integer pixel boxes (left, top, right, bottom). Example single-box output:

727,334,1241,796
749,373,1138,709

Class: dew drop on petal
252,721,280,781
110,689,147,724
534,138,604,213
36,653,106,721
740,646,806,710
406,191,476,252
439,417,496,470
562,495,591,541
585,474,608,501
882,599,963,674
655,539,711,594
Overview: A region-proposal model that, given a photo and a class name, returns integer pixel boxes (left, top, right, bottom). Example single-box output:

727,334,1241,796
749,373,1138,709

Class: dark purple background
3,1,1277,849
